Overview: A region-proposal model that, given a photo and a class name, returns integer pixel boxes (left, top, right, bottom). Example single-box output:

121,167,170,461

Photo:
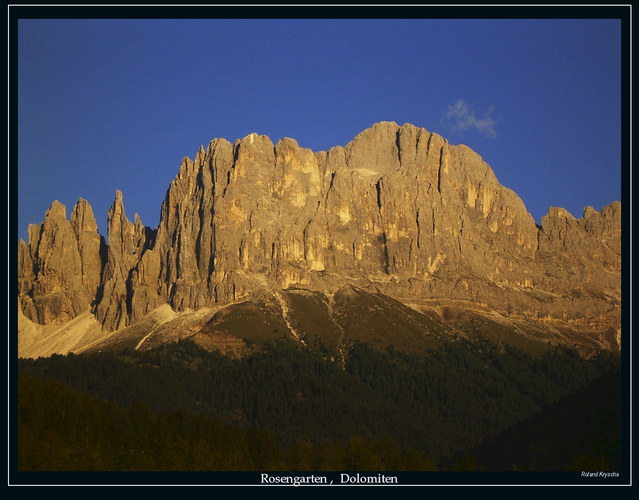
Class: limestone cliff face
17,122,622,339
18,199,105,325
94,190,154,331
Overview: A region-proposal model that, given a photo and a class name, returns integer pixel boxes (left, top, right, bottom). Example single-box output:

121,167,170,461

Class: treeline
18,371,435,471
17,338,621,470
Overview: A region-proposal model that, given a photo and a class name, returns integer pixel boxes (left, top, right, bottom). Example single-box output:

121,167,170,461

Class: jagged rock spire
17,199,105,324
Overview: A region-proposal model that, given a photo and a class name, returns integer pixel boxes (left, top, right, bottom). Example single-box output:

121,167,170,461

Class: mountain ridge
17,121,621,358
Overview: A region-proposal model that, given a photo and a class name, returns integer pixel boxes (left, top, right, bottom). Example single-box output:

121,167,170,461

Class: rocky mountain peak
18,198,105,326
45,199,67,220
71,198,98,233
18,122,621,356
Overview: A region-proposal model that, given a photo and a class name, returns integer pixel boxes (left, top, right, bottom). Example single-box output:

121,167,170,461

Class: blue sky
15,10,625,243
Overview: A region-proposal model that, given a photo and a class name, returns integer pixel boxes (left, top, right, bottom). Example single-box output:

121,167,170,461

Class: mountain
17,121,621,359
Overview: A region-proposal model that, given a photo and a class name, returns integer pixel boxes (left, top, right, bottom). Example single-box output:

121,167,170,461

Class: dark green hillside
17,337,620,471
465,367,622,471
19,370,434,471
332,285,447,354
279,289,344,356
203,295,293,347
452,310,554,356
18,371,286,471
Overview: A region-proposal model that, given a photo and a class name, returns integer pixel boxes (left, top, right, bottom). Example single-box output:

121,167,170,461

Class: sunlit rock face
18,121,621,343
18,199,105,325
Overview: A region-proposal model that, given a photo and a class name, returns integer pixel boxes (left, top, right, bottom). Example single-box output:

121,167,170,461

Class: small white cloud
444,100,497,139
